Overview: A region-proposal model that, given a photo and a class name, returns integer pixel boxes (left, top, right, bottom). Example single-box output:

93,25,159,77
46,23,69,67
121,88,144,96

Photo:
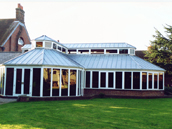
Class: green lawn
0,98,172,129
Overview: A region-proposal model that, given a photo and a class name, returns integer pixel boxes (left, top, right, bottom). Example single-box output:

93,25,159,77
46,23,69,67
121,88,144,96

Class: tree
145,24,172,74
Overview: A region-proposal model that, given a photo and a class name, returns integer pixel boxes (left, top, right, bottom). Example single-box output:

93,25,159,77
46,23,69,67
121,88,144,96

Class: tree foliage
145,24,172,74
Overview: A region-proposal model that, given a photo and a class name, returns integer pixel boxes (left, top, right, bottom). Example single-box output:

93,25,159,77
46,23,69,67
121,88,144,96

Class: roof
0,52,22,64
64,43,136,49
34,35,66,48
67,54,165,71
0,19,16,46
4,48,81,68
0,20,30,47
21,44,31,49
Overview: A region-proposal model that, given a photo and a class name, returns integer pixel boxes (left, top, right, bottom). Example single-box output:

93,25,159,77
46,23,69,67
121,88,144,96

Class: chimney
16,3,25,24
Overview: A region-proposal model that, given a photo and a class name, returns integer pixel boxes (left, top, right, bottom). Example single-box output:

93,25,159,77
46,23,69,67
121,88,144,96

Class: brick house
0,4,30,52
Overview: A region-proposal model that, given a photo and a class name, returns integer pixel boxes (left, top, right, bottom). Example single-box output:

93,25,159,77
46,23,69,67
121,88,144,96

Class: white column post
29,68,33,97
157,73,159,89
140,72,142,90
106,72,108,88
68,69,70,96
152,73,154,90
3,68,6,96
122,71,125,89
40,67,43,97
147,72,149,90
114,72,116,89
13,68,16,96
131,72,133,90
98,72,100,88
90,71,92,88
163,72,165,90
50,68,53,97
104,49,106,54
43,41,45,47
76,69,78,96
89,49,91,54
21,68,24,95
59,69,61,96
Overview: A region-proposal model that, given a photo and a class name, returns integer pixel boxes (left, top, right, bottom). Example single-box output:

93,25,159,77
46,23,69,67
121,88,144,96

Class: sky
0,0,172,50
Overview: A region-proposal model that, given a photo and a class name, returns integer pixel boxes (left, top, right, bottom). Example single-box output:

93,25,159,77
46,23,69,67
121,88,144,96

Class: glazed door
15,68,30,96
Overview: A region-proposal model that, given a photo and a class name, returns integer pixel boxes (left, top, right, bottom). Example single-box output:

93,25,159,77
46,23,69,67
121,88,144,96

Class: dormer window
53,43,56,49
36,42,43,47
78,50,89,54
91,49,104,54
62,48,66,53
58,46,61,51
45,42,52,48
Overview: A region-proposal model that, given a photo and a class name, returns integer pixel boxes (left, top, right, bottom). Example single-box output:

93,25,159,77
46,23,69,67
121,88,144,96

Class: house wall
84,89,164,97
2,25,30,52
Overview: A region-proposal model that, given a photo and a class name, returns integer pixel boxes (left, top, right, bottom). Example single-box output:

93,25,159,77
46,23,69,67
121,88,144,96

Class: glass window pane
68,50,76,54
0,68,2,94
154,73,158,89
133,72,140,89
78,50,89,54
116,72,122,89
62,48,66,53
6,68,14,95
2,68,5,95
149,73,152,89
106,50,117,54
159,73,163,89
45,42,51,48
36,42,43,47
52,69,60,96
86,71,90,88
92,71,99,88
108,72,113,88
70,70,76,96
16,69,22,94
43,68,51,96
101,72,106,88
61,69,68,96
119,49,128,54
53,43,56,49
142,72,147,89
24,69,30,94
32,68,41,96
58,46,62,51
125,72,131,89
91,49,104,54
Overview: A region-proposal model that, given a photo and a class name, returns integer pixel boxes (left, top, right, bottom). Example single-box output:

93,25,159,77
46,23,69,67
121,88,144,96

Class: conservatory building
0,35,165,98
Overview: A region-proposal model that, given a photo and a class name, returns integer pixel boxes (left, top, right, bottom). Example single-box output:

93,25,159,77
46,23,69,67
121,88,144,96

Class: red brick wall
84,89,164,97
3,25,30,52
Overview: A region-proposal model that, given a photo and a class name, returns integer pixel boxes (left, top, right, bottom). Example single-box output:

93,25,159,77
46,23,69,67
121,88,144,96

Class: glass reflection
61,69,68,96
43,68,51,96
52,69,60,96
70,70,76,96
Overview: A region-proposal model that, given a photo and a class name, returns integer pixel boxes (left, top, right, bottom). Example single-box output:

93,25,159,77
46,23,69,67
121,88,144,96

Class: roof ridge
129,55,142,69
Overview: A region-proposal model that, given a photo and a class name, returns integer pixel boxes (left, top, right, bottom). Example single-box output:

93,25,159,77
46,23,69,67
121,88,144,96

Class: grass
0,98,172,129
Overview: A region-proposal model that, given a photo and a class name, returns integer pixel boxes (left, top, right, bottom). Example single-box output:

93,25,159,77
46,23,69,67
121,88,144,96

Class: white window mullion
152,73,154,90
3,68,6,96
163,72,165,90
157,73,159,89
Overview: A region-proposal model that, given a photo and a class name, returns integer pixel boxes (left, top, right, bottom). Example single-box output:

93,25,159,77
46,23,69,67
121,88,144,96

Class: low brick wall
84,89,164,97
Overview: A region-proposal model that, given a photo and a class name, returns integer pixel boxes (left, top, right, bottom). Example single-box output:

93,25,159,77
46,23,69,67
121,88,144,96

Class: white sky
0,0,172,50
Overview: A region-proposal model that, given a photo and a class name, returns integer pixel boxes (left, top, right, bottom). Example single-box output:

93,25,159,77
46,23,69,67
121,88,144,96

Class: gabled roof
64,43,136,49
4,48,82,68
0,20,30,47
0,52,22,64
68,54,165,71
